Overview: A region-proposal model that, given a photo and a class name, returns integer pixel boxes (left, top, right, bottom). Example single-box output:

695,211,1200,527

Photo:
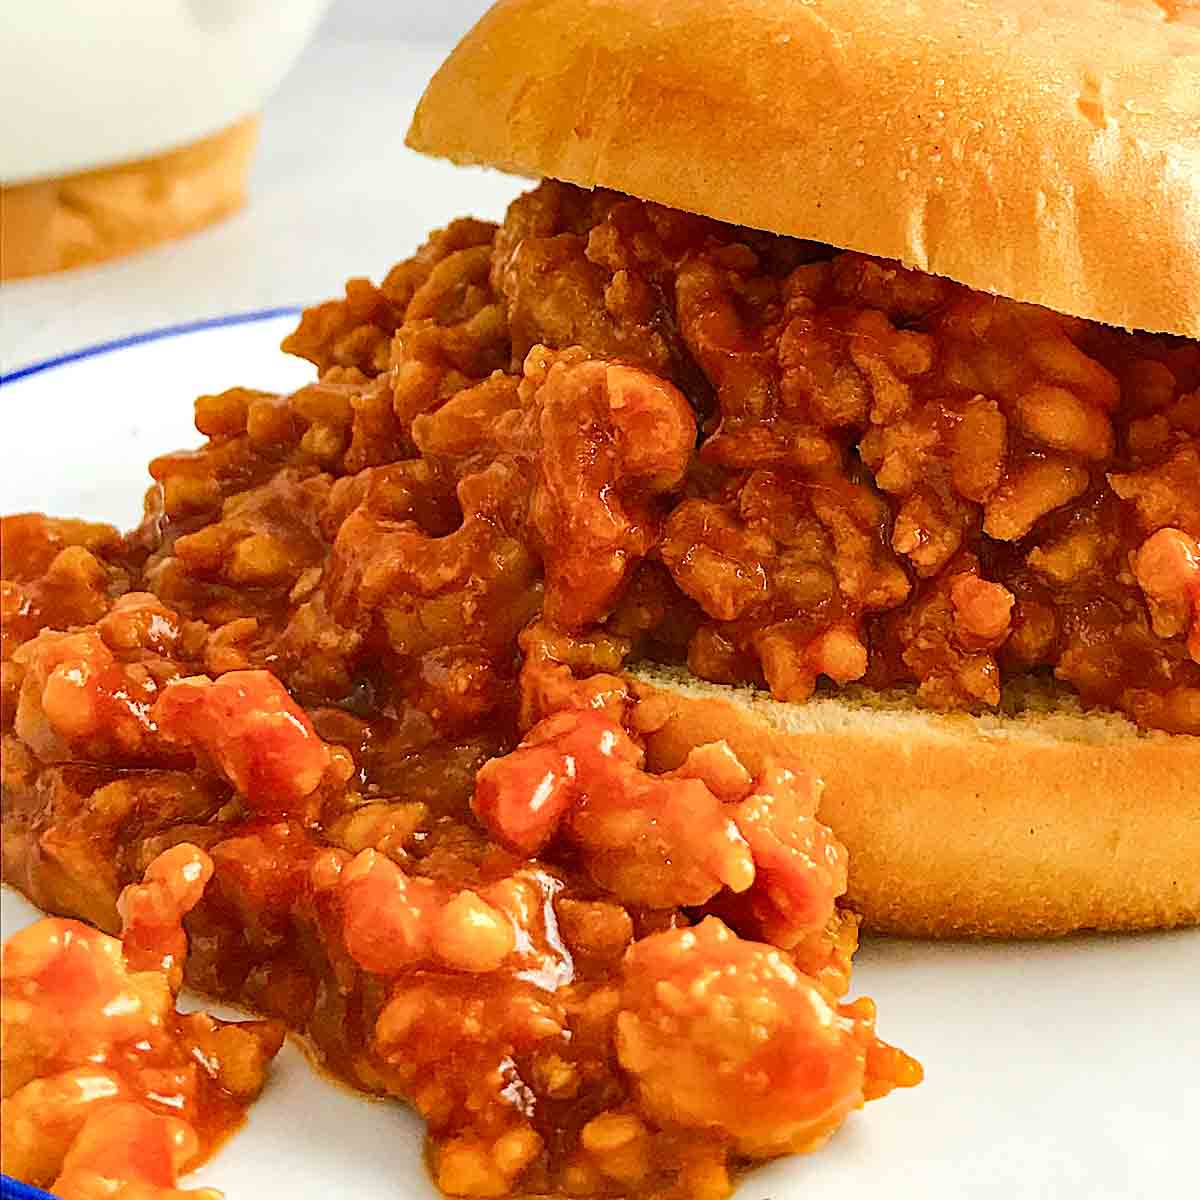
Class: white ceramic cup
1,0,334,183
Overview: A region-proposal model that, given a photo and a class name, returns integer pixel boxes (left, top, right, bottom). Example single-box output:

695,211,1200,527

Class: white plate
2,318,1197,1200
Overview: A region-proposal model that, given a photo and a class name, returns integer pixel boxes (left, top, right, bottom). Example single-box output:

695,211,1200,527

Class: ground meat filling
256,179,1200,730
2,178,1196,1197
1,845,284,1199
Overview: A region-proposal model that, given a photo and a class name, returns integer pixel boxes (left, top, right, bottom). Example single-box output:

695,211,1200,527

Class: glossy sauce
9,176,1194,1196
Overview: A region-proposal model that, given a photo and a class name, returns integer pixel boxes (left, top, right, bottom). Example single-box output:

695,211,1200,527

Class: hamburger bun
630,665,1200,937
1,117,258,281
407,0,1200,339
403,0,1200,936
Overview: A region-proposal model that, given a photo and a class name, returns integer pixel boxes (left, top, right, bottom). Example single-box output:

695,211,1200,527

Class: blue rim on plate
1,1177,53,1199
0,305,303,386
1,304,304,1200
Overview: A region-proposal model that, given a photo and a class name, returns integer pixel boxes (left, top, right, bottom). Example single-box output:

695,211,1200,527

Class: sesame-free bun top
407,0,1200,339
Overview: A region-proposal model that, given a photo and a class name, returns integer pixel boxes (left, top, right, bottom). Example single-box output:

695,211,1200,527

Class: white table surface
0,36,525,375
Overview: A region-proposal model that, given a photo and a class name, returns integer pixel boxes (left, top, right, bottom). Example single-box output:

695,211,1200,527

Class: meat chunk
336,848,516,975
11,593,187,764
518,355,695,630
1133,528,1200,662
474,711,753,908
1,846,283,1194
153,670,332,813
617,917,921,1157
734,764,848,949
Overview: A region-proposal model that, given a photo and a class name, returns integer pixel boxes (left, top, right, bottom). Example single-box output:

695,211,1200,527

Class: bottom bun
1,117,258,281
629,665,1200,938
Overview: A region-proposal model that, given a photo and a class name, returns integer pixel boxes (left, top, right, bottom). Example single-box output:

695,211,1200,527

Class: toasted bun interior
408,0,1200,339
1,117,258,281
630,665,1200,938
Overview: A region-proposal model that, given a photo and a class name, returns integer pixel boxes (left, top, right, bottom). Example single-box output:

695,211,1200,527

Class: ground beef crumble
4,178,1197,1198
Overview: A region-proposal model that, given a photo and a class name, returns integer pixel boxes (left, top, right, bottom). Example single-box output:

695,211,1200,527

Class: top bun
407,0,1200,339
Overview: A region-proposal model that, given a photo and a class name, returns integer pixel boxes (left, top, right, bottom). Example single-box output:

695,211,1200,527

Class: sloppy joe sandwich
405,0,1200,935
1,4,1198,1195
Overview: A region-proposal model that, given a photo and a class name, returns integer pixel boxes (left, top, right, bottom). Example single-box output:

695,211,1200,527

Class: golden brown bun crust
629,666,1200,938
1,118,258,281
408,0,1200,338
